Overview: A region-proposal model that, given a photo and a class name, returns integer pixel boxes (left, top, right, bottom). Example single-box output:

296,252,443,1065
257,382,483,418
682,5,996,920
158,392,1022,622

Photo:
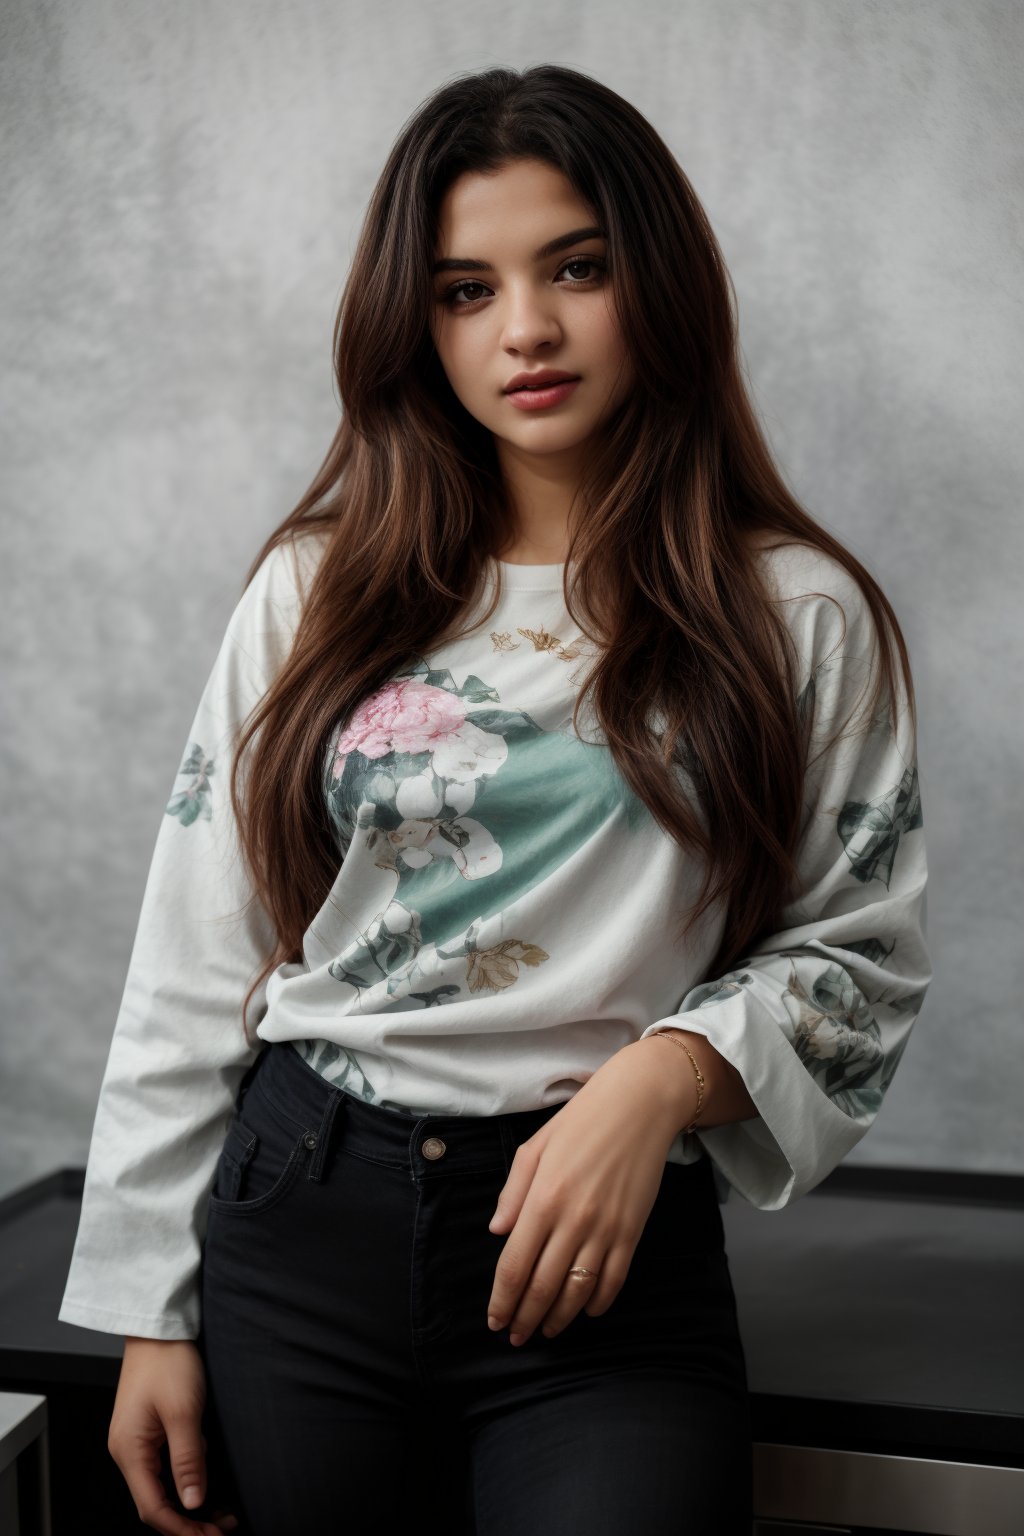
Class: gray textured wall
3,0,1021,1195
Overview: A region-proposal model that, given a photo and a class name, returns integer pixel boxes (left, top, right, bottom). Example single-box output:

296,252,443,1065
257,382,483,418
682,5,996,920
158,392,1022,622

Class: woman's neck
496,544,568,566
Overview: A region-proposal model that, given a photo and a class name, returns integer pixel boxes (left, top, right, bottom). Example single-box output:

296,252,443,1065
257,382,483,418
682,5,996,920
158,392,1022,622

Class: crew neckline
484,556,567,591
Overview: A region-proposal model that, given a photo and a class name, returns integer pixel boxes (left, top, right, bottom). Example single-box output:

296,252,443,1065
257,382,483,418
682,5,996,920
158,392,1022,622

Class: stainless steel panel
754,1442,1024,1535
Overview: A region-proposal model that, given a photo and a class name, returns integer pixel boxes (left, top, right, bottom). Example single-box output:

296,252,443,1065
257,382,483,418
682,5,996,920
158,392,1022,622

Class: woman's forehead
433,161,595,252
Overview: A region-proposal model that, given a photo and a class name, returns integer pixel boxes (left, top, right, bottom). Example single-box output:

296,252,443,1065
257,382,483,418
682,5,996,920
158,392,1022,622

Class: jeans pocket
208,1086,313,1217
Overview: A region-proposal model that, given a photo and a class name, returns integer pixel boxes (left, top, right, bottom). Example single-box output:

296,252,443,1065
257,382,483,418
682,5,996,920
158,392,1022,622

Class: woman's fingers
507,1232,635,1344
530,1251,602,1341
543,1242,632,1334
165,1419,239,1531
486,1136,614,1339
115,1447,225,1536
493,1201,603,1345
166,1413,210,1516
110,1338,239,1536
487,1135,538,1237
486,1212,550,1333
487,1049,681,1343
485,1139,548,1326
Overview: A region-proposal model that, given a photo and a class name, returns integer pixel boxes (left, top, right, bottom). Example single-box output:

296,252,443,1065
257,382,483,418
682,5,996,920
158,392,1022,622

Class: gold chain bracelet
649,1030,706,1134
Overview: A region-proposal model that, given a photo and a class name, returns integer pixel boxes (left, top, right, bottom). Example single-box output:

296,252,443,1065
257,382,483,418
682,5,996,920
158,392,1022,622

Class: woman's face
428,159,635,470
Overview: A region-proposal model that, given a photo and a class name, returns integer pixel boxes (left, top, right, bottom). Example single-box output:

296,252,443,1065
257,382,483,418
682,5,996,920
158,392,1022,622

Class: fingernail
487,1314,502,1331
182,1486,201,1509
509,1331,525,1346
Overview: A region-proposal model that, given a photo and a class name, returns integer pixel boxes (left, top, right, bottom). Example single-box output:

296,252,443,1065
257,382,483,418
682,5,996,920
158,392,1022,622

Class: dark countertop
721,1163,1024,1467
4,1162,1023,1469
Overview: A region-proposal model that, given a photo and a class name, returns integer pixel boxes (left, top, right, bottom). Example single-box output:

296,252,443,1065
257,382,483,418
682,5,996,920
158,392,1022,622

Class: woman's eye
447,281,487,306
441,257,605,308
561,258,603,282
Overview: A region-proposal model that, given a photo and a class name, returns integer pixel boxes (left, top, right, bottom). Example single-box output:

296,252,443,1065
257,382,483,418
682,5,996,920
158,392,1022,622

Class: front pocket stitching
207,1131,310,1217
221,1116,259,1169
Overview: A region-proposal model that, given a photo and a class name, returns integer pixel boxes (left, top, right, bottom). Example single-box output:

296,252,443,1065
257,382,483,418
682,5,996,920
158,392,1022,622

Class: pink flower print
336,680,469,761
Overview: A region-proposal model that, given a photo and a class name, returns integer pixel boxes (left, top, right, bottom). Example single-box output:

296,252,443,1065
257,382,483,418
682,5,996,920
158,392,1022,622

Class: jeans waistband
243,1039,581,1178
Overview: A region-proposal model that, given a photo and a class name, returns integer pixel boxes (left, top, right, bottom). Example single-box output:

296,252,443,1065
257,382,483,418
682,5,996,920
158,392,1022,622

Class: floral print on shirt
320,660,577,1015
165,743,214,826
838,765,923,886
675,724,925,1125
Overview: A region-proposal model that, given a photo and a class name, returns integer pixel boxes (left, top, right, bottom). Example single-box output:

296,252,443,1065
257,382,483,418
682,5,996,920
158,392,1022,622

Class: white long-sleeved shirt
58,533,930,1340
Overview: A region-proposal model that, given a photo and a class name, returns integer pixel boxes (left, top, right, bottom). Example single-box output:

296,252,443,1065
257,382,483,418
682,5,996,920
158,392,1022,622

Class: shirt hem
57,1297,196,1341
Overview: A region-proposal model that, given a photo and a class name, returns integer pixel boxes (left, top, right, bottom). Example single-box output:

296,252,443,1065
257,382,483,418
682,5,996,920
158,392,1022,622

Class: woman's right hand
108,1337,239,1536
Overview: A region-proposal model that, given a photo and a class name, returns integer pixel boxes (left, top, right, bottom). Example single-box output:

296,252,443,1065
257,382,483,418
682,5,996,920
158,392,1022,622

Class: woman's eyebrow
431,225,607,276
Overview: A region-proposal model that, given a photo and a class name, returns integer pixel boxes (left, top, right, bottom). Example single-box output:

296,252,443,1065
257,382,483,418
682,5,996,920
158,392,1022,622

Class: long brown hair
229,64,915,1037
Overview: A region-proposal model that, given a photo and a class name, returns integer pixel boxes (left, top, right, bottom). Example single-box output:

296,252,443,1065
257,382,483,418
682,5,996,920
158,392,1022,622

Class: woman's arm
485,548,930,1343
633,1027,759,1131
58,535,321,1341
633,546,930,1206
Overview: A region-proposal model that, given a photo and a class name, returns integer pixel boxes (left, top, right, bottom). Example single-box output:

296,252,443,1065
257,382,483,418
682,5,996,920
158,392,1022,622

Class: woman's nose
499,287,563,351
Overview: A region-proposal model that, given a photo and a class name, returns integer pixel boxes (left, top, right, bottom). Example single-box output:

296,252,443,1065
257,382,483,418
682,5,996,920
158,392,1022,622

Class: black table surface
722,1163,1024,1467
4,1162,1023,1469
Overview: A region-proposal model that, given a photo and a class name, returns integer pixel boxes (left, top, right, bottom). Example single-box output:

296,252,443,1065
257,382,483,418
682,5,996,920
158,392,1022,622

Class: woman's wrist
643,1030,707,1133
640,1028,760,1131
611,1032,703,1140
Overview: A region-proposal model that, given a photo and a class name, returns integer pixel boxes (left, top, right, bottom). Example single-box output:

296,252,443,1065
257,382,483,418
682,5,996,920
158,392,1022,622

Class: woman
59,64,930,1536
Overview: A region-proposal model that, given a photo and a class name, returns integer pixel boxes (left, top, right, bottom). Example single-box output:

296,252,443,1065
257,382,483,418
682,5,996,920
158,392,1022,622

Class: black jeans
197,1040,753,1535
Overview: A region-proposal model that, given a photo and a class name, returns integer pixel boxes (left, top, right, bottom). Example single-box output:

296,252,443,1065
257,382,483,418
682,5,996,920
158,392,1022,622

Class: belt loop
308,1086,344,1182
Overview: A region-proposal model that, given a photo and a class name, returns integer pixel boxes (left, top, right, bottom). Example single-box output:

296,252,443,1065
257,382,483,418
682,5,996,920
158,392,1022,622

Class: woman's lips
505,378,580,410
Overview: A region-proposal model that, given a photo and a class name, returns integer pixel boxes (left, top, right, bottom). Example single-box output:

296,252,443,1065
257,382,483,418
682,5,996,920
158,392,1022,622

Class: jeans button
421,1137,446,1160
303,1133,318,1150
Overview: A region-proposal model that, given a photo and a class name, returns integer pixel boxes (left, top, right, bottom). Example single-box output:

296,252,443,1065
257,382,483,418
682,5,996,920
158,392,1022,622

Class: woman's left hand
484,1039,692,1345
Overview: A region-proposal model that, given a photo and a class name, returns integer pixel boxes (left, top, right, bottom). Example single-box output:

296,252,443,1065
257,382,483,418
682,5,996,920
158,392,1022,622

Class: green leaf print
165,743,214,826
293,1036,439,1115
783,961,885,1117
460,669,503,700
842,937,897,967
328,902,424,994
686,973,756,1009
409,984,463,1006
837,765,923,887
409,658,502,703
296,1039,378,1101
